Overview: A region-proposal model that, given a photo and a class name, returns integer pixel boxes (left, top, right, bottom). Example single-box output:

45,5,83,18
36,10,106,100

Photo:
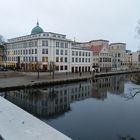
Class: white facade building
6,22,92,72
71,45,92,72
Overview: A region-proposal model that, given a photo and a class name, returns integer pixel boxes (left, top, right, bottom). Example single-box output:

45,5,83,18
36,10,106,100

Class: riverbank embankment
0,70,139,91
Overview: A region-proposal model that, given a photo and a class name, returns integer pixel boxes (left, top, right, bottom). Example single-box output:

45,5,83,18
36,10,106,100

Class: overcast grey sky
0,0,140,51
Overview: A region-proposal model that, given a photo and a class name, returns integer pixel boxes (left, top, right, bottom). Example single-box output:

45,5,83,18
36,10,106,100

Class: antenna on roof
74,37,76,42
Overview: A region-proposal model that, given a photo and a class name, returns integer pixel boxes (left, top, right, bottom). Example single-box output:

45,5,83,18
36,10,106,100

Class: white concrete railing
0,97,72,140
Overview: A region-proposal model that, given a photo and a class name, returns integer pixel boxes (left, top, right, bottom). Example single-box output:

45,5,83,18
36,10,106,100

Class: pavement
0,71,92,89
0,70,140,90
0,96,72,140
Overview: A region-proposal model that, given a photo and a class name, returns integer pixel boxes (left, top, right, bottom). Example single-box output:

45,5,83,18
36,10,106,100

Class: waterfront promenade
0,96,72,140
0,70,140,91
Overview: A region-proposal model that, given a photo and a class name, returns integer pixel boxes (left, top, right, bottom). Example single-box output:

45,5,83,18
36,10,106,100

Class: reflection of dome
31,22,44,35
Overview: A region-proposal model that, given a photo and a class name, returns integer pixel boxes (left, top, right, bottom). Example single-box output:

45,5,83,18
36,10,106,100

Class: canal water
2,74,140,140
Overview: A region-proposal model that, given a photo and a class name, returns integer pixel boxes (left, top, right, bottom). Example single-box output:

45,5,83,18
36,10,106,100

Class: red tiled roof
90,45,103,55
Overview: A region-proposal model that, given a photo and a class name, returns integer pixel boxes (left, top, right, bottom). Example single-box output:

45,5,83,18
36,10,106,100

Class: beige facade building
109,43,127,70
131,51,140,69
75,40,112,72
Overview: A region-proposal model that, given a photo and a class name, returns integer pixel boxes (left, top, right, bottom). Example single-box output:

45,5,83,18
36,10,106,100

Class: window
76,58,78,62
45,49,48,54
35,57,37,62
82,58,84,62
42,40,45,46
35,49,37,54
60,66,63,70
42,56,48,62
65,43,68,48
60,42,64,48
60,57,63,62
56,49,59,55
56,42,59,47
76,51,78,56
61,50,63,55
89,52,90,56
42,57,44,62
79,58,81,62
100,58,102,62
72,51,74,56
65,57,67,62
42,40,48,46
65,50,68,55
79,52,81,56
118,53,120,57
56,57,59,62
65,66,67,70
29,41,33,47
82,52,84,56
72,57,74,62
35,41,37,47
46,40,48,46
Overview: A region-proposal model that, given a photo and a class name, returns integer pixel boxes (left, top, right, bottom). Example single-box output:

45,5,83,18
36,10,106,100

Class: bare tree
118,135,136,140
123,88,140,101
0,134,4,140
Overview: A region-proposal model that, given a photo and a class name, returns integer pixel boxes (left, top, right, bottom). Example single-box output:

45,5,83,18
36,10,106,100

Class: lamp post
36,61,40,79
49,61,55,79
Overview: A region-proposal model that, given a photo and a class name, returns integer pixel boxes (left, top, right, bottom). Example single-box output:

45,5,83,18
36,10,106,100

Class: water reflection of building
5,82,92,117
92,75,125,100
109,75,125,95
5,75,127,117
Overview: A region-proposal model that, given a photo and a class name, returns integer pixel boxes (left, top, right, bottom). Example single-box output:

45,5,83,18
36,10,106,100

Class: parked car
0,66,7,71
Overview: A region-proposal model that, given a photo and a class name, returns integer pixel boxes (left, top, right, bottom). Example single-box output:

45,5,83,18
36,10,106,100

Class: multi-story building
71,45,92,72
0,45,4,66
75,39,112,72
6,22,92,72
90,40,112,72
109,43,126,71
131,51,140,69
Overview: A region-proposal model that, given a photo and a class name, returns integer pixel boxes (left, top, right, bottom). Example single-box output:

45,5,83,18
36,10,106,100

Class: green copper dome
31,22,44,35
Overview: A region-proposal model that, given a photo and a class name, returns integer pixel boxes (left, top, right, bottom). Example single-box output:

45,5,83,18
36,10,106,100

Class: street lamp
36,60,40,79
49,61,55,79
